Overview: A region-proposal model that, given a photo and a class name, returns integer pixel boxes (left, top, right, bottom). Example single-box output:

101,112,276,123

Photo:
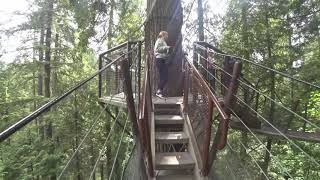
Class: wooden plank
230,122,320,143
98,92,139,108
153,96,184,105
157,175,193,180
155,152,195,170
98,97,127,108
155,115,184,125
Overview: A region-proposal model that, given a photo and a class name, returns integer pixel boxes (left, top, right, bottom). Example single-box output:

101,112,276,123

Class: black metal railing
0,41,147,179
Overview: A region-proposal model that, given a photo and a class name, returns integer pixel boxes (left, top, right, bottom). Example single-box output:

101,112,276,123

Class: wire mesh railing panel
122,140,148,180
193,42,320,179
187,72,210,149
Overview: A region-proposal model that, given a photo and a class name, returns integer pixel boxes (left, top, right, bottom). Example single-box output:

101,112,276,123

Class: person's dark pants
156,58,168,92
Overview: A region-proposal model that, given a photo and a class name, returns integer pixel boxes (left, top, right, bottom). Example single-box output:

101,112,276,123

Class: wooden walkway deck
230,122,320,143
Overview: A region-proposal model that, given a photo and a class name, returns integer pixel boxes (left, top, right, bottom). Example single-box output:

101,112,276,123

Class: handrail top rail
0,49,135,142
184,55,229,120
139,59,148,120
100,40,143,57
194,41,225,54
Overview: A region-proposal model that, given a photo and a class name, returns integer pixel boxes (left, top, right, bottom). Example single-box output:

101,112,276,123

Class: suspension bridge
1,0,320,178
1,39,319,179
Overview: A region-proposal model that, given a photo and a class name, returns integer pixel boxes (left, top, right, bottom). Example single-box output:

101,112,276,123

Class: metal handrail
185,56,228,120
0,41,142,142
183,48,242,176
137,52,154,177
0,57,123,142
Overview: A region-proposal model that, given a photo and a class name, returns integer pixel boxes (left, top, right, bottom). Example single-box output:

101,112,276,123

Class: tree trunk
261,5,274,179
44,0,54,141
38,23,45,96
91,140,96,180
105,1,115,177
240,0,249,162
100,164,104,180
145,0,183,96
74,93,81,180
52,33,59,97
44,0,53,99
197,0,205,41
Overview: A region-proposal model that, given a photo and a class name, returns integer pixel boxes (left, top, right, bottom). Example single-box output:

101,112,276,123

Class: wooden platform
99,92,127,107
230,122,320,143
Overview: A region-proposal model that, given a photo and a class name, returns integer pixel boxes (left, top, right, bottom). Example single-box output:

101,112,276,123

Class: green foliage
0,0,143,179
214,0,320,179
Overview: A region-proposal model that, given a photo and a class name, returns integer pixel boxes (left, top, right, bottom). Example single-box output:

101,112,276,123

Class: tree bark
197,0,205,41
261,4,274,179
74,93,81,180
240,0,249,161
38,26,44,96
105,1,115,177
145,0,183,96
52,33,59,97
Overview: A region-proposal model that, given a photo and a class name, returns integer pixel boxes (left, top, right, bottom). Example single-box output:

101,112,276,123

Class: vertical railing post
183,62,189,113
138,41,142,109
98,55,103,98
145,68,154,177
202,98,214,176
217,61,242,149
193,43,198,69
127,42,132,68
121,58,138,134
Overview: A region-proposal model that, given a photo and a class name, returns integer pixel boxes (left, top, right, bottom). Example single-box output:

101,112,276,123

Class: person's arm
155,39,170,53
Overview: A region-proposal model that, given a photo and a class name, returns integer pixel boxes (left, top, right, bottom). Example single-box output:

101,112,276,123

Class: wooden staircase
151,97,203,180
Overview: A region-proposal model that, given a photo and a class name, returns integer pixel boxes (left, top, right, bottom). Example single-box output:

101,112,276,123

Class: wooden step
153,96,183,105
155,132,188,144
155,115,184,125
155,108,180,115
156,125,184,132
156,152,195,170
157,174,193,180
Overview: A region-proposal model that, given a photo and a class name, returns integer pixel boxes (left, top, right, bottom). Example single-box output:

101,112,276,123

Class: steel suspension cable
57,105,107,179
233,140,270,180
228,107,294,179
88,111,122,180
225,157,238,180
108,115,129,179
0,45,139,142
192,58,320,166
57,78,125,180
225,142,252,178
120,143,136,180
194,43,320,89
196,52,320,131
